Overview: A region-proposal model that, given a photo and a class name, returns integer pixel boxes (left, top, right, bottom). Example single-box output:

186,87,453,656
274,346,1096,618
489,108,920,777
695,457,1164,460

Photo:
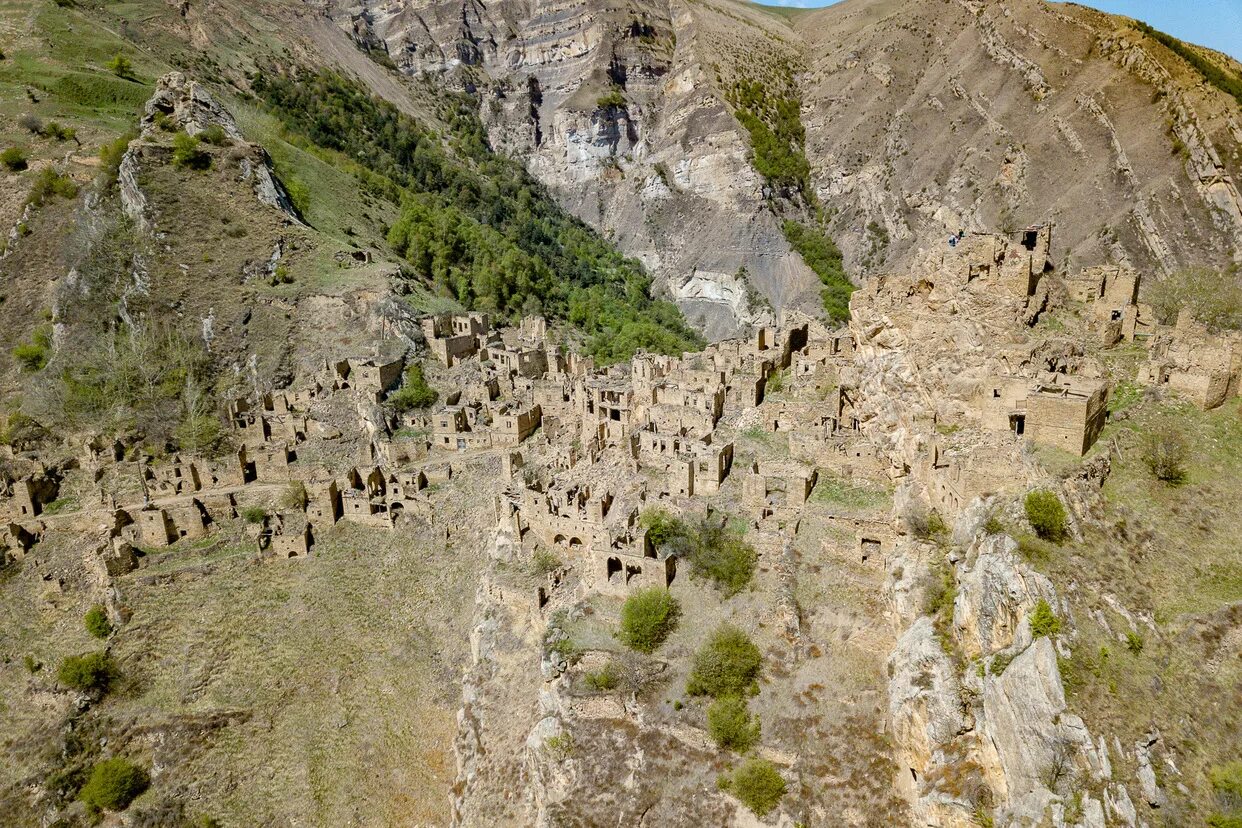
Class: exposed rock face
800,0,1242,279
317,0,827,339
953,533,1057,659
318,0,1242,339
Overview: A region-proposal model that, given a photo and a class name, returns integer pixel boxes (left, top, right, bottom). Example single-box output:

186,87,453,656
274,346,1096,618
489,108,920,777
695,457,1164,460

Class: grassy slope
1009,322,1242,820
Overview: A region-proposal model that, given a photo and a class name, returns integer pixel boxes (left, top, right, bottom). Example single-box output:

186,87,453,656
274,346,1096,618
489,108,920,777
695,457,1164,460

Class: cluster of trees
254,70,702,362
1132,21,1242,106
782,219,853,323
727,78,809,195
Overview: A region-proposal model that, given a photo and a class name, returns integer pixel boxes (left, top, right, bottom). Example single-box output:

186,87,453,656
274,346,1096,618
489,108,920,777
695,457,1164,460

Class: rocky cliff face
318,0,1242,339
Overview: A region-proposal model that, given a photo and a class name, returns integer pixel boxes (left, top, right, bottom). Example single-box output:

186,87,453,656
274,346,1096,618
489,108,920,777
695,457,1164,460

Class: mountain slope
319,0,1242,338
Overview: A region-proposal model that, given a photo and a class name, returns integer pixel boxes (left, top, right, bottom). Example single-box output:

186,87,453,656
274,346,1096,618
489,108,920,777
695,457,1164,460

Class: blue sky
757,0,1242,60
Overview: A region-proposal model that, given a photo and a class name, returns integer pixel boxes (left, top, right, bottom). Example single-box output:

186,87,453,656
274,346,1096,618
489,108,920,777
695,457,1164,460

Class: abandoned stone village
2,218,1240,826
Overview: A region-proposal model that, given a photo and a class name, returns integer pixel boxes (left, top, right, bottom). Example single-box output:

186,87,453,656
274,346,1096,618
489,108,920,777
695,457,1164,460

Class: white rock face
953,533,1057,659
887,616,966,771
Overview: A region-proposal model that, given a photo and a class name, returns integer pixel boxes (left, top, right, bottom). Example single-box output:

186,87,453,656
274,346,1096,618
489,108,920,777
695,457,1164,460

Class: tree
388,362,438,411
1142,425,1188,484
106,54,135,80
618,588,680,653
79,758,149,812
1147,266,1242,332
1024,490,1068,543
1029,599,1061,638
687,624,762,698
57,651,118,695
707,696,761,752
84,605,112,639
720,758,786,817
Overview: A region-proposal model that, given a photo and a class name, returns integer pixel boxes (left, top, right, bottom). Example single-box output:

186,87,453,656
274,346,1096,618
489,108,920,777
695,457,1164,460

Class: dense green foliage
388,362,438,412
1210,761,1242,827
782,220,853,322
707,696,761,752
687,624,762,698
253,70,701,362
78,758,148,812
719,758,786,816
618,587,680,653
57,651,117,694
84,605,112,639
1029,599,1061,638
1024,490,1068,543
105,54,134,81
1133,21,1242,106
641,512,757,596
727,79,809,194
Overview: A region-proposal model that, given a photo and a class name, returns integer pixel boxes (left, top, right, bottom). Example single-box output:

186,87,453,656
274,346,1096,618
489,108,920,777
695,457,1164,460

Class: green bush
241,506,267,524
1029,599,1061,638
1024,490,1068,543
583,661,620,692
99,132,135,181
57,651,118,695
1147,266,1242,331
198,124,229,146
26,167,78,206
84,605,112,640
639,509,683,548
687,624,762,698
618,588,680,653
12,325,53,372
171,132,210,170
1,147,28,171
42,121,76,142
720,757,786,817
707,696,760,752
388,362,438,411
1142,426,1188,484
596,86,627,109
78,758,148,812
1125,631,1144,654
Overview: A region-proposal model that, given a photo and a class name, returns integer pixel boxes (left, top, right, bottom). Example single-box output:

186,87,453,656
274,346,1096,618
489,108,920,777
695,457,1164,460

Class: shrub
1210,761,1242,811
1142,426,1188,484
198,124,229,146
43,121,76,142
618,587,680,653
596,85,627,109
530,548,562,576
84,605,112,639
388,362,438,411
106,54,135,80
1125,631,1144,654
19,114,43,134
684,519,757,596
12,325,53,372
1024,490,1067,543
57,651,118,695
720,758,786,817
241,506,267,524
583,661,620,691
1147,266,1242,331
171,132,210,170
639,508,684,548
1029,599,1061,638
26,167,78,206
99,132,135,180
707,696,761,752
905,501,948,542
78,758,148,812
983,515,1004,535
687,625,762,698
1,147,28,171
